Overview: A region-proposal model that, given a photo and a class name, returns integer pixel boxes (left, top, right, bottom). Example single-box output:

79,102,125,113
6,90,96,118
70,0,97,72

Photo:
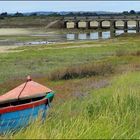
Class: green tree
1,12,8,17
122,11,129,15
14,12,24,17
129,10,136,15
30,13,37,16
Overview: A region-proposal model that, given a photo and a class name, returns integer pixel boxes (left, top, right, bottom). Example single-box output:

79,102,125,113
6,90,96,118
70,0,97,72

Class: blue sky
0,1,140,13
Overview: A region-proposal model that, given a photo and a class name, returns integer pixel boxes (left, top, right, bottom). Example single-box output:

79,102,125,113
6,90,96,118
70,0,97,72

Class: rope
17,76,31,100
17,80,28,100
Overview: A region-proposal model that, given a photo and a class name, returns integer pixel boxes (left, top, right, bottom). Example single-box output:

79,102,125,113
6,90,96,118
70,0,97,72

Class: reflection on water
102,31,110,39
116,30,124,35
78,34,87,40
1,29,137,46
66,29,138,41
127,30,136,33
16,41,55,46
90,32,98,40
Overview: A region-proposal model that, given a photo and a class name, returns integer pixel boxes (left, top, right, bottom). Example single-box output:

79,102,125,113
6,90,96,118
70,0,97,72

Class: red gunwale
0,98,48,114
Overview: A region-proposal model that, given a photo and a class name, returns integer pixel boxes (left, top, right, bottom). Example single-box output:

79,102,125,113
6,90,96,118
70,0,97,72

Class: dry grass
0,28,30,35
131,50,140,56
48,62,114,81
116,50,140,57
116,49,128,57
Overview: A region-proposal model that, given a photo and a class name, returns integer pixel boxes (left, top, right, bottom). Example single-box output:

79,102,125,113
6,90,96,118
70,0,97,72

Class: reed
10,72,140,139
116,49,140,57
48,62,114,80
0,33,139,139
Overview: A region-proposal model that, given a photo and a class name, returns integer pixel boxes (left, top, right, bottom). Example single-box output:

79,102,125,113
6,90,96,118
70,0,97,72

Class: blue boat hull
0,101,48,134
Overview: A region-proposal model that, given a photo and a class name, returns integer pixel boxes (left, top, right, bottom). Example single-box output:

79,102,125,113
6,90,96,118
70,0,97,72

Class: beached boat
0,76,54,134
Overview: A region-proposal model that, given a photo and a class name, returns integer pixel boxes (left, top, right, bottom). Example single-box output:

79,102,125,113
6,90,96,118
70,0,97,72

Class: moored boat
0,76,54,134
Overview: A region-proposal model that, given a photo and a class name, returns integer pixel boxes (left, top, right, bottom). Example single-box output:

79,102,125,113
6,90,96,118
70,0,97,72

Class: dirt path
45,20,59,29
0,41,127,53
0,46,23,53
36,41,127,50
0,43,101,53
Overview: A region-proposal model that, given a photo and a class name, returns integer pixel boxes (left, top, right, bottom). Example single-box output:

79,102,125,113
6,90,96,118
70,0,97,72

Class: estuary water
22,29,137,45
0,29,138,46
65,30,137,41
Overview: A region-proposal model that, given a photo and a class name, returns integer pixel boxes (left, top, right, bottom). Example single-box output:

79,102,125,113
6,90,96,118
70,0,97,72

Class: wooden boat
0,76,54,134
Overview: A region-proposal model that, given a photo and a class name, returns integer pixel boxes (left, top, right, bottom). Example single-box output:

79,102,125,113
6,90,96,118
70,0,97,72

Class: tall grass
0,34,140,139
116,49,140,57
48,62,114,80
9,71,140,139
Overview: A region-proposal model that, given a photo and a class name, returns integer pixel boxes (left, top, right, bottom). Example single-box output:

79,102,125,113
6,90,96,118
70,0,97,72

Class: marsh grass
0,35,140,84
48,62,114,80
116,49,140,57
0,35,140,139
9,72,140,139
131,50,140,56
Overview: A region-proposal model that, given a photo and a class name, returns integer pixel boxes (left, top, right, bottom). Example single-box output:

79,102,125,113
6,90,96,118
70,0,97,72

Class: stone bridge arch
77,21,87,28
89,21,99,28
115,20,124,29
101,20,110,28
127,20,136,29
65,21,75,29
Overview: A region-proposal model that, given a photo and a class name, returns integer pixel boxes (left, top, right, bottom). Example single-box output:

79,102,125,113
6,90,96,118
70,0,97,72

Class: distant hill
23,11,120,16
3,11,140,17
7,11,120,16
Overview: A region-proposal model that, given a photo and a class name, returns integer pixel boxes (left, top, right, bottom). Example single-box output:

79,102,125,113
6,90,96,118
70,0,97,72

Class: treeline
0,10,140,19
66,10,140,16
0,12,24,19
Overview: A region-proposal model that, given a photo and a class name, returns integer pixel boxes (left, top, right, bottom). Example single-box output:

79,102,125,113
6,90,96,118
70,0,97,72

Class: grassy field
0,28,61,45
0,16,62,28
0,34,140,139
11,72,140,139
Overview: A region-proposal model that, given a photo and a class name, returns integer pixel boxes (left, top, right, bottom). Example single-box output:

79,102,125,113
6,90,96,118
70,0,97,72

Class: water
18,29,138,46
65,29,137,41
16,41,55,46
0,29,138,46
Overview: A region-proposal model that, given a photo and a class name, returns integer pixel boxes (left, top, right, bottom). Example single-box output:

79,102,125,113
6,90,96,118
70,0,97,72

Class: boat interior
0,95,46,109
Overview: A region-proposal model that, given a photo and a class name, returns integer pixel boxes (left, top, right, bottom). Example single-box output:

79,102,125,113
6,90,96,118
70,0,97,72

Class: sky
0,1,140,13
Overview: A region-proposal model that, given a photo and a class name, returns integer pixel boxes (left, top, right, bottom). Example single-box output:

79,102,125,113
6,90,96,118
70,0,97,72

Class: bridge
62,16,140,32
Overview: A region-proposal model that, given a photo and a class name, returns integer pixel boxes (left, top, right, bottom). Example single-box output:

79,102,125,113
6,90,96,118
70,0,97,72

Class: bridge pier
136,20,139,32
110,21,116,30
110,21,116,38
98,31,102,39
75,33,78,40
124,21,128,33
75,21,79,28
64,21,67,28
87,21,91,29
110,30,116,38
98,21,102,29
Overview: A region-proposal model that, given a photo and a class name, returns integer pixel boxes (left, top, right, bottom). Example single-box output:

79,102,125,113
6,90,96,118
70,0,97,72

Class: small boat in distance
0,76,54,134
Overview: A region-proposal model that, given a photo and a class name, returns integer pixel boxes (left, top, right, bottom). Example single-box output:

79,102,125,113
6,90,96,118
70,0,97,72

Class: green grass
0,34,140,139
10,71,140,139
0,16,61,28
0,36,140,84
0,35,57,42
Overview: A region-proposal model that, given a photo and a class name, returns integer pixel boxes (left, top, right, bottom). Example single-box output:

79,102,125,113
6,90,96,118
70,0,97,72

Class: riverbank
0,28,105,47
0,27,139,50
